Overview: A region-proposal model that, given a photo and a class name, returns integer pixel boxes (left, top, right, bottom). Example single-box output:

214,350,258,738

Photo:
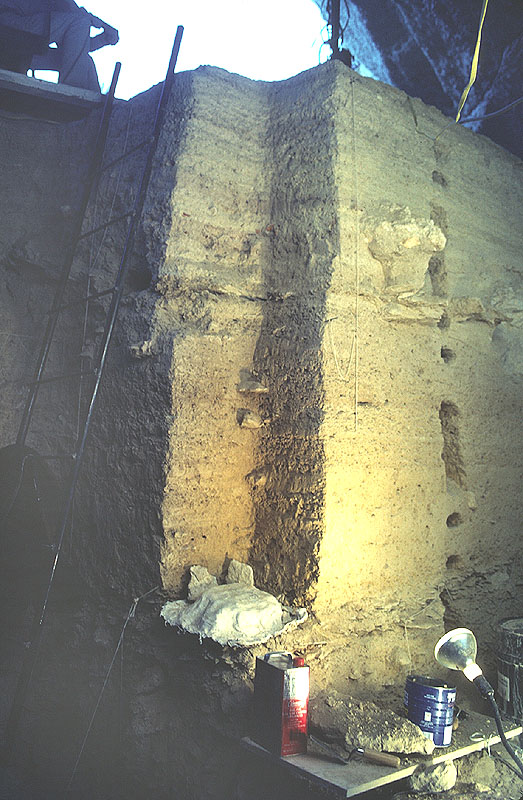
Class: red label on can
281,668,309,755
254,656,309,756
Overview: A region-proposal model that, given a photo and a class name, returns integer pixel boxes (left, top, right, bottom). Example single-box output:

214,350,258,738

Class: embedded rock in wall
314,0,523,158
364,204,446,295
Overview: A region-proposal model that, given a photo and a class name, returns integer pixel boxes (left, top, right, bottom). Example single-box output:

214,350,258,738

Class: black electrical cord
489,696,523,780
460,95,523,124
473,675,523,780
492,751,523,779
342,0,351,39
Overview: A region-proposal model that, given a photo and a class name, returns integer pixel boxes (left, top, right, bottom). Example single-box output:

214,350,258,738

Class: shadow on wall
0,444,60,612
0,81,190,797
249,69,339,606
55,80,190,599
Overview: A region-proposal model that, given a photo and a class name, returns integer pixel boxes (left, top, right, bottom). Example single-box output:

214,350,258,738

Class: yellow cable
455,0,490,122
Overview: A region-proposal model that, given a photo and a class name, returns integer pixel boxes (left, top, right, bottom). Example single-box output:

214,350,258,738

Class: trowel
309,735,401,768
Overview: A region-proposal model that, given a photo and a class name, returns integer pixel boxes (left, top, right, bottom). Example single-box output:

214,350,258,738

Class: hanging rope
455,0,490,122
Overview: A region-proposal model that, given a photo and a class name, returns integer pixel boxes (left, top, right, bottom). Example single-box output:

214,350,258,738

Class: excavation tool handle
355,748,401,768
309,736,401,769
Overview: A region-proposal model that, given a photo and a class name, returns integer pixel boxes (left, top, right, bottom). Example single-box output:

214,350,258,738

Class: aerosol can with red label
253,651,309,756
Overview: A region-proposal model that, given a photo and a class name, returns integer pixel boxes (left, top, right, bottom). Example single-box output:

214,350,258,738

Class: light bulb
434,628,483,681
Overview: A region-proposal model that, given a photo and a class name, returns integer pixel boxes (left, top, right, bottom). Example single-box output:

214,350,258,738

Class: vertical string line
350,76,360,432
64,586,159,795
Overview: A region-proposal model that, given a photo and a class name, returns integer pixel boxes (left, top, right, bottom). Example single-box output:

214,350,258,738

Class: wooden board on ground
242,711,522,798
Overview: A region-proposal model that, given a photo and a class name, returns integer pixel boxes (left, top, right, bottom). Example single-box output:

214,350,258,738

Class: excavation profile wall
0,61,521,798
144,62,522,674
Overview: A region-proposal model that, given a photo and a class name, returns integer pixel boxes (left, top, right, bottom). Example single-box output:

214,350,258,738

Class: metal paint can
496,617,523,724
405,675,456,747
254,651,309,756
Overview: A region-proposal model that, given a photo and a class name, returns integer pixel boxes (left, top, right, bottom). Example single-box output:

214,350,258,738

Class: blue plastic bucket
405,675,456,747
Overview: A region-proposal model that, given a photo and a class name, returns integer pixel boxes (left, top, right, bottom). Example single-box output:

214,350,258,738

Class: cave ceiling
315,0,522,158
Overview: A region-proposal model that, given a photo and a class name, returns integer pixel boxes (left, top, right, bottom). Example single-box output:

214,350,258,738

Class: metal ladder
4,25,184,752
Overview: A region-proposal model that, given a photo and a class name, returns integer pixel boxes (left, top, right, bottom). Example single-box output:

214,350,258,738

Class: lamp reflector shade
434,628,477,672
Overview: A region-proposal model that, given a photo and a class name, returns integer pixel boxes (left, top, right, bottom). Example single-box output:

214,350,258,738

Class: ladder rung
102,136,153,171
79,211,134,240
49,287,116,315
29,368,96,386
